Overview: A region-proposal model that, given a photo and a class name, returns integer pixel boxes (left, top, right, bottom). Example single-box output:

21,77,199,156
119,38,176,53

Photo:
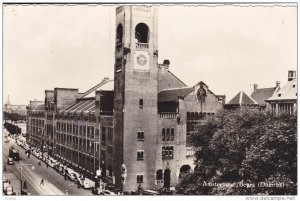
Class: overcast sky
3,3,297,105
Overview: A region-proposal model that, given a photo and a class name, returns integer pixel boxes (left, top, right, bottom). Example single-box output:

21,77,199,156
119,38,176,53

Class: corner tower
113,6,159,191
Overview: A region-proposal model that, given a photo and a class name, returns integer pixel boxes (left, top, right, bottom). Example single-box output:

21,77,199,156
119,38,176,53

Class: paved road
3,138,93,195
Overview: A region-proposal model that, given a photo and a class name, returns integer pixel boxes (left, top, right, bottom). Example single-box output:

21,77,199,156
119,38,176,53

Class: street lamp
89,141,101,187
18,163,35,195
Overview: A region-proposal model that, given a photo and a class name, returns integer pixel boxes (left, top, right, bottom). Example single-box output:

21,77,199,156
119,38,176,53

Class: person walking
40,178,44,186
23,181,27,189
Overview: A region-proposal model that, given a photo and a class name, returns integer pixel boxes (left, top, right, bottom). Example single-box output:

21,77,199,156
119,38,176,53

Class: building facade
26,6,225,192
266,70,297,115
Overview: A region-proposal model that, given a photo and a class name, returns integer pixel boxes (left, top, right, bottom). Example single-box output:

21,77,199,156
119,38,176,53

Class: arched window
166,128,170,141
135,23,149,43
156,169,163,180
170,128,174,141
162,128,165,141
116,24,123,44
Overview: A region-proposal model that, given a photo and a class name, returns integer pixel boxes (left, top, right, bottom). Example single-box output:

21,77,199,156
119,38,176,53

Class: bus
9,146,20,161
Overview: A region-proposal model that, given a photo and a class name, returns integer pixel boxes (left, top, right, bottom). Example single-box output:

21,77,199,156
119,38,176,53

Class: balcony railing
136,42,148,50
159,112,178,119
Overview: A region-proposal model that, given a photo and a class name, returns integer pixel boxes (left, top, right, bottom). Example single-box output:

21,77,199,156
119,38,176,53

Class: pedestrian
23,181,27,189
40,178,44,186
46,163,49,168
138,184,142,194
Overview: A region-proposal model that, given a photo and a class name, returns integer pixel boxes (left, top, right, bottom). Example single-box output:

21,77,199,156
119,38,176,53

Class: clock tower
113,6,159,191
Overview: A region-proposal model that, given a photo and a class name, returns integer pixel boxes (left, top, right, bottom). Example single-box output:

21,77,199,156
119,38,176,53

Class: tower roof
226,91,258,106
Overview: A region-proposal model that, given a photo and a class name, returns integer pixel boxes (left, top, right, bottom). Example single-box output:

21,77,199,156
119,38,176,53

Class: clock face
136,54,147,66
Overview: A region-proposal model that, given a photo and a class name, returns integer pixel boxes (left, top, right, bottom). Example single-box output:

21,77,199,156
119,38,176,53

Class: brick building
26,6,225,192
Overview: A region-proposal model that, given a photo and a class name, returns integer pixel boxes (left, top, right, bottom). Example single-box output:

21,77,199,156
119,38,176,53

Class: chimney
163,59,170,69
102,77,110,82
288,70,296,81
253,84,258,91
276,81,280,88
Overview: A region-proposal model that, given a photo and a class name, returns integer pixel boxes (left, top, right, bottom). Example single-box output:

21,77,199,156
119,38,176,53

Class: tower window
139,99,144,108
137,150,144,160
116,24,123,44
162,146,174,159
137,131,144,141
162,128,165,141
135,23,149,43
137,175,144,183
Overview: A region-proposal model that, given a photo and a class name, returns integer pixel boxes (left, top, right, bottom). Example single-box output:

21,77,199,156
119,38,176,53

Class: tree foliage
4,122,22,135
3,111,26,121
176,109,297,195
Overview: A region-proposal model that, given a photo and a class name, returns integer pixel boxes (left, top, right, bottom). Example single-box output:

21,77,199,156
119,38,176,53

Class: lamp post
90,141,101,187
18,163,35,195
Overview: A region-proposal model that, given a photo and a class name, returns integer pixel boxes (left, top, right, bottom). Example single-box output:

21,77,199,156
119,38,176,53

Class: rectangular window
83,126,86,135
137,131,144,141
87,126,90,135
137,150,144,160
162,146,174,159
91,127,94,138
137,175,143,183
139,99,143,108
108,146,113,154
101,132,106,143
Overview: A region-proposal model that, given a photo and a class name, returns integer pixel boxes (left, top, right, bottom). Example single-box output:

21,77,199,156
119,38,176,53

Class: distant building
251,82,280,110
266,70,297,115
224,91,259,110
3,95,27,115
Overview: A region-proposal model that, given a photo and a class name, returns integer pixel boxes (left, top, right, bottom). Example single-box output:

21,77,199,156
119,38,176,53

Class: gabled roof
266,79,297,102
158,69,187,92
33,104,45,111
158,87,193,102
251,87,278,106
61,98,95,114
226,91,258,106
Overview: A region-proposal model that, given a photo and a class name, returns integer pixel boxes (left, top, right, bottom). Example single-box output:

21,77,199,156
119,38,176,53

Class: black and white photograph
2,1,297,200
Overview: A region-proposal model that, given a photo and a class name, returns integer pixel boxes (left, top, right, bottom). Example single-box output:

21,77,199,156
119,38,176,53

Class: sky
3,3,297,105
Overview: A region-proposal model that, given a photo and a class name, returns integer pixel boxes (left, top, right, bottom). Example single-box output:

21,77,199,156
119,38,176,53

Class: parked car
80,178,95,189
7,157,14,165
103,190,117,195
6,187,14,195
3,176,9,183
92,188,106,195
142,189,161,195
3,181,10,190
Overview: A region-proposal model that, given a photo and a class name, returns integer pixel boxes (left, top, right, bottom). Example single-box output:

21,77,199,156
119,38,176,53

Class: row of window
29,119,44,127
186,112,215,120
57,122,98,138
162,146,174,159
136,146,174,161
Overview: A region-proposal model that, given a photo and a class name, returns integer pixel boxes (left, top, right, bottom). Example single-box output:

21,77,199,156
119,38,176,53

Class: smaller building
266,70,297,115
251,82,280,110
225,91,259,110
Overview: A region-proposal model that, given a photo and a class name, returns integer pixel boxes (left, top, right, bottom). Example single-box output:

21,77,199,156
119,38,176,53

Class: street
3,137,93,195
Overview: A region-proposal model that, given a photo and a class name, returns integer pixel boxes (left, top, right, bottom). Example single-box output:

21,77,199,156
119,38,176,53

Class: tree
176,109,297,195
